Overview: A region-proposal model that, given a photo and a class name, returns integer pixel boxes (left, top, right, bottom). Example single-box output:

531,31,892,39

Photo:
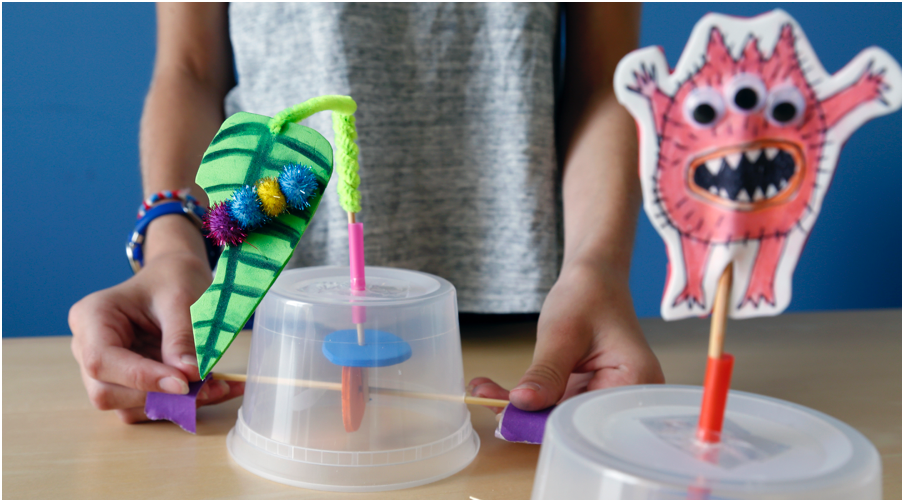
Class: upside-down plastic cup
532,385,881,499
226,266,479,491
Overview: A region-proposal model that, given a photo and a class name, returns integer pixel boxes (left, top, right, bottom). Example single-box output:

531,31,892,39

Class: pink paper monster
614,10,902,320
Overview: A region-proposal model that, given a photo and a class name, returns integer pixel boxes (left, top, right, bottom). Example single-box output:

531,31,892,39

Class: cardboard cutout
614,9,902,320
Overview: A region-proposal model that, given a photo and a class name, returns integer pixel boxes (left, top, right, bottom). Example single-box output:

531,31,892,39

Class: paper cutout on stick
614,9,902,320
191,112,333,378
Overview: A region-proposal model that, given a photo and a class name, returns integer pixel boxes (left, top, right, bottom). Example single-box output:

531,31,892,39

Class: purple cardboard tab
495,403,555,444
145,377,209,434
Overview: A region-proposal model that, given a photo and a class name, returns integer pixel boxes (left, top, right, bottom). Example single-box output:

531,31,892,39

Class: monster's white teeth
692,145,796,203
725,153,742,170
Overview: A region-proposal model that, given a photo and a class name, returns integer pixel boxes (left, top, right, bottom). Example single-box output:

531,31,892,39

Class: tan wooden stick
210,372,509,408
708,266,733,359
211,372,341,391
356,324,365,346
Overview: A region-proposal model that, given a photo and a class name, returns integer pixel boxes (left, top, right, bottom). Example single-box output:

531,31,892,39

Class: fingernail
513,382,541,392
159,376,189,394
181,354,198,367
198,387,209,401
216,380,230,394
466,384,476,396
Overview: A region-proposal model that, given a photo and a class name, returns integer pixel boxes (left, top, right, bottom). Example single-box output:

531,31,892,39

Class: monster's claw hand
627,64,660,99
823,58,898,128
673,284,705,310
740,276,777,310
856,61,890,105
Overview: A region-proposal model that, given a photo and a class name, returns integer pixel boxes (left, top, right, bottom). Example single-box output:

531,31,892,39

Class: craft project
190,96,359,379
147,95,487,490
531,10,900,499
614,10,902,321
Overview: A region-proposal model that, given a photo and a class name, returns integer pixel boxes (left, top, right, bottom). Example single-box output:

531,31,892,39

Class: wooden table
3,310,900,499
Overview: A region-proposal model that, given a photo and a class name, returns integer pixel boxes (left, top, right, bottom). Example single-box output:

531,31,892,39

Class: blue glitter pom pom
229,185,268,228
279,165,319,211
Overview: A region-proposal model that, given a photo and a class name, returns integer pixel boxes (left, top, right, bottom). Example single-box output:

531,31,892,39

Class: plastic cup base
532,385,882,500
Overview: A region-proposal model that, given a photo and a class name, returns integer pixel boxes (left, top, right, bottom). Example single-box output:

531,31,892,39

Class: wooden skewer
210,372,510,408
212,373,341,391
708,266,733,358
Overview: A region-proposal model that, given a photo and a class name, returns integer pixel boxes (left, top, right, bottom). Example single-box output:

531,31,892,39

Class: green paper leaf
190,112,333,378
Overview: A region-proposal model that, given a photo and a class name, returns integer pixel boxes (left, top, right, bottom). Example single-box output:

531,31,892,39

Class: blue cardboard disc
322,329,412,368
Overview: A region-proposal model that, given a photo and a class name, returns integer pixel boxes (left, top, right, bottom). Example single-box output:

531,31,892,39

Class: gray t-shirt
225,2,561,313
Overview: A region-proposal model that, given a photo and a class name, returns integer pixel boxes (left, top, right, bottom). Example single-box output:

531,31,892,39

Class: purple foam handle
495,403,555,444
145,377,209,434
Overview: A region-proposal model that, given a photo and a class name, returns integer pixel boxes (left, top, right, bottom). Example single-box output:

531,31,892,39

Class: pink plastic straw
348,223,366,291
348,222,366,325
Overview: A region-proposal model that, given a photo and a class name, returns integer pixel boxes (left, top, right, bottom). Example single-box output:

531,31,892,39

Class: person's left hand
468,259,664,412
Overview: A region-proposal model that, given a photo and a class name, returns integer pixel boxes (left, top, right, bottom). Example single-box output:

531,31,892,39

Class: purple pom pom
204,202,247,247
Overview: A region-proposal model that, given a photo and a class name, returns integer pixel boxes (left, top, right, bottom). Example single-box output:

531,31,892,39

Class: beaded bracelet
127,189,220,274
137,189,200,219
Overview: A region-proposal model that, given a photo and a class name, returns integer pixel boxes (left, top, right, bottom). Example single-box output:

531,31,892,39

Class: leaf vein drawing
201,148,256,165
210,121,270,146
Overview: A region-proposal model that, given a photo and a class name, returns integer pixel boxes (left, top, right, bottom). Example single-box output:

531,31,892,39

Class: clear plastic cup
532,385,881,499
226,266,479,492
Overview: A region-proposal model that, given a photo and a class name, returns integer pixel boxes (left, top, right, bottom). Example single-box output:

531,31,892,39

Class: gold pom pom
256,177,287,217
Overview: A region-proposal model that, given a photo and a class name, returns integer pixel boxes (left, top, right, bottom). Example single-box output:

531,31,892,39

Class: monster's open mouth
688,141,804,208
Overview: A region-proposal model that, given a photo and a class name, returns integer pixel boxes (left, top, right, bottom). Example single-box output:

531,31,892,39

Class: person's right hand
68,215,244,423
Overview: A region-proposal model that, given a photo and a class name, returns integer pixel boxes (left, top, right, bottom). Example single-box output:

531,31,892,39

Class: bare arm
68,3,241,424
472,3,663,410
559,2,643,276
142,2,234,263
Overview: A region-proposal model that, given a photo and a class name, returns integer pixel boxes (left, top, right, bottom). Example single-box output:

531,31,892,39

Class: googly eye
683,87,725,128
725,73,766,113
765,85,806,125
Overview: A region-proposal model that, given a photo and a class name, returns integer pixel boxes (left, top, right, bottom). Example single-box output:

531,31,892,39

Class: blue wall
3,3,901,337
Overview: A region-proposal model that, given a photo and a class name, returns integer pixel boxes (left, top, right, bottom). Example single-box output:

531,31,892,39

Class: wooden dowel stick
708,266,733,358
356,324,365,346
348,211,356,224
210,372,341,391
210,372,509,407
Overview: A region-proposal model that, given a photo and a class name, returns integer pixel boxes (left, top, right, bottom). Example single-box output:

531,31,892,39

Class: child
68,3,663,424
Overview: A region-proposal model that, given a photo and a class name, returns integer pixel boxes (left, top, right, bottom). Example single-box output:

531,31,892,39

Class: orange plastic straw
697,266,734,443
697,353,735,443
